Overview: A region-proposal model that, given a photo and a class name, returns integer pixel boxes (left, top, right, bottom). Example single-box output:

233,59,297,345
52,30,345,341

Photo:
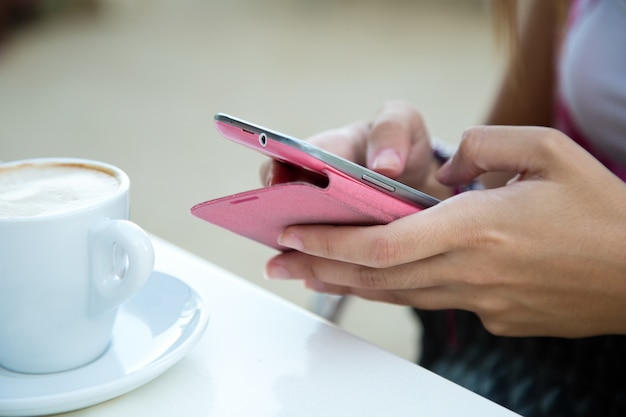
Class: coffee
0,163,120,218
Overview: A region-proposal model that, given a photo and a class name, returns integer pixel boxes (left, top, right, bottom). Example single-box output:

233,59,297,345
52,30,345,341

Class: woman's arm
481,0,567,189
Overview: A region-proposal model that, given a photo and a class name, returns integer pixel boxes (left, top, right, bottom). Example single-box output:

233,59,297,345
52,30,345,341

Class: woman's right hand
260,100,455,200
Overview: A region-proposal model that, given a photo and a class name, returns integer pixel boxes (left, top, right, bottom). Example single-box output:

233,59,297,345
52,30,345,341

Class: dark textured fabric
414,309,626,417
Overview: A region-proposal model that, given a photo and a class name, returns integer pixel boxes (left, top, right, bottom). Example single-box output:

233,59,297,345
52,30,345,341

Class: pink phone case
190,118,422,251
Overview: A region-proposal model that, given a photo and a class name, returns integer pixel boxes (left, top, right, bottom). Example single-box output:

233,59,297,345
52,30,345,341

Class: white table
63,236,518,417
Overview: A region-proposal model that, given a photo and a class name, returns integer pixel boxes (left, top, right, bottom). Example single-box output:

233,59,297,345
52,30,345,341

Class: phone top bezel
214,113,440,208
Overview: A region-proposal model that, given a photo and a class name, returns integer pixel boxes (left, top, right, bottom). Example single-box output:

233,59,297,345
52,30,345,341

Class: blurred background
0,0,502,361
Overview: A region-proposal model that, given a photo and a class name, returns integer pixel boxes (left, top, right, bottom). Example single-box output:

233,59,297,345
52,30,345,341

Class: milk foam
0,164,121,218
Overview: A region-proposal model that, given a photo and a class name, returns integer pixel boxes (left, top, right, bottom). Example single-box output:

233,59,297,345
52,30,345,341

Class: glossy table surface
61,236,519,417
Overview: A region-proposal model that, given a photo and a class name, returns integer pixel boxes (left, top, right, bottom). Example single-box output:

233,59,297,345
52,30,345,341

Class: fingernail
372,149,402,172
278,231,304,251
264,261,292,280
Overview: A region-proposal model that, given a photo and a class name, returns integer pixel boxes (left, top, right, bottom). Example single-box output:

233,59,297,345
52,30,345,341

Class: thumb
437,125,562,186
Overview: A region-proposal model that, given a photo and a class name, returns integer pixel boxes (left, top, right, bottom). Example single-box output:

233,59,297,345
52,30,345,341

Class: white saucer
0,271,209,417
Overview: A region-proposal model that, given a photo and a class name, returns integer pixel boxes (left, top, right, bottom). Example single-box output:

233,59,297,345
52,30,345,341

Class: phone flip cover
191,169,421,251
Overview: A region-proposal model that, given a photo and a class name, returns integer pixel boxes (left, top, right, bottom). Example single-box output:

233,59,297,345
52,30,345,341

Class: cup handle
89,219,155,316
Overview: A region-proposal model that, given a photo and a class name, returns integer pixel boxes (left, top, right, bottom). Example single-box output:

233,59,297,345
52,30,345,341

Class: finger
304,279,352,295
278,194,486,268
350,286,464,310
366,100,430,177
305,279,467,311
306,122,370,165
259,159,272,185
259,160,300,186
437,125,565,186
266,242,459,289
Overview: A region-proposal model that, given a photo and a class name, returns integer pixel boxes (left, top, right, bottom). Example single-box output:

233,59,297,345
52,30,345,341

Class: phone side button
361,174,396,192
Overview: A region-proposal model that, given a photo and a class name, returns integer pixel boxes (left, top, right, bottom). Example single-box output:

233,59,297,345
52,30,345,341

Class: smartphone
190,113,439,250
213,113,440,208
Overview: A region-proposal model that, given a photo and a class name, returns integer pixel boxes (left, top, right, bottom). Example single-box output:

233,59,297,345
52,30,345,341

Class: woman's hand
260,100,454,200
265,126,626,338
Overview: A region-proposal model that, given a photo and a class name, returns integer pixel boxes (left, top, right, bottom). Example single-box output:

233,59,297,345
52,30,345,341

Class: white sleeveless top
558,0,626,170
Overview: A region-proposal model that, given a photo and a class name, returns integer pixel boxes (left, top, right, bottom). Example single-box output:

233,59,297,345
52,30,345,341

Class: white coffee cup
0,158,154,374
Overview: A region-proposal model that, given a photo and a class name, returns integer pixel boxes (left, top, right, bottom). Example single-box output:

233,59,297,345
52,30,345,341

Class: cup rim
0,157,130,221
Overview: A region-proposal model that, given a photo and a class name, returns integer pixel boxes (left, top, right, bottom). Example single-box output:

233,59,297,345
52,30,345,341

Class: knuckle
373,117,403,138
321,235,337,259
305,262,320,282
384,290,412,306
537,127,568,158
355,265,390,290
480,318,512,336
473,297,519,336
480,314,524,337
367,234,402,268
459,127,487,161
450,212,507,254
